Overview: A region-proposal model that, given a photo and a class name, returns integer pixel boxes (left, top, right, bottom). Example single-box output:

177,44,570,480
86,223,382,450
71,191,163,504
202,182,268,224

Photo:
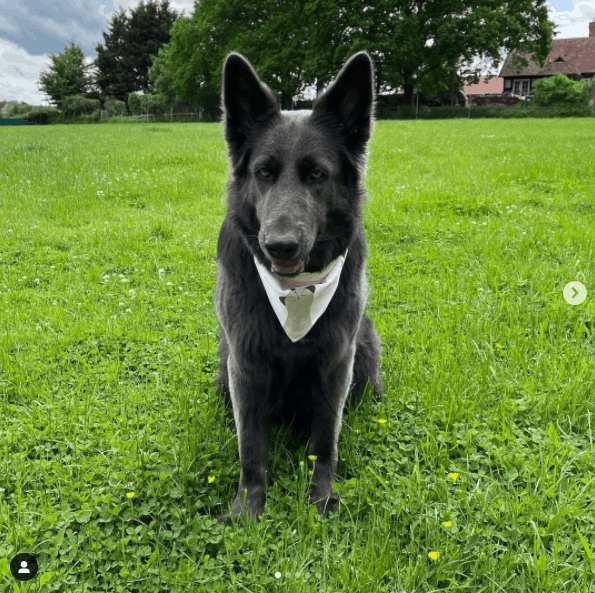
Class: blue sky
0,0,594,105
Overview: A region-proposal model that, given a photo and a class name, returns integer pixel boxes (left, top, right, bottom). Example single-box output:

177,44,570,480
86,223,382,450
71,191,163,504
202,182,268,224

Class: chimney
591,20,595,38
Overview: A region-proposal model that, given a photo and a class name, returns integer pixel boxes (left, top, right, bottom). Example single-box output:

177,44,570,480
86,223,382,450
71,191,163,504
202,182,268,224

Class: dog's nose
265,237,300,261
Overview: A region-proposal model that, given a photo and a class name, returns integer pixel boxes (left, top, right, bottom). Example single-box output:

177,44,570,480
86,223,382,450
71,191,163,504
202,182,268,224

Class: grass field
1,118,594,592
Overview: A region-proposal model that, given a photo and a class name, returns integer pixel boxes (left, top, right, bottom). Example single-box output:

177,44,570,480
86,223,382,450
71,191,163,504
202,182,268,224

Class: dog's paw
217,489,265,525
309,489,340,517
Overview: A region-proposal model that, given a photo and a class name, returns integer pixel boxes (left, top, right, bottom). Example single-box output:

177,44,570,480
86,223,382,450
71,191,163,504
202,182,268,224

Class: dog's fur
215,51,383,523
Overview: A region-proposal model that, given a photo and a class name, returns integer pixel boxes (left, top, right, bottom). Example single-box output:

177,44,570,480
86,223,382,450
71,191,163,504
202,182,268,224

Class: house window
504,79,512,90
514,79,530,96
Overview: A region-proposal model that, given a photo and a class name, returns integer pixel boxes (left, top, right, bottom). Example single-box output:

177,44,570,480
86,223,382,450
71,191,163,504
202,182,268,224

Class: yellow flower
308,455,317,461
443,521,452,528
448,472,459,482
428,551,439,560
126,492,135,499
496,343,502,348
208,476,215,483
119,418,123,422
378,418,387,424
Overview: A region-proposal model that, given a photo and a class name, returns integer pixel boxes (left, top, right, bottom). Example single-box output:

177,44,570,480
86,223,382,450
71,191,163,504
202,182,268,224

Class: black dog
215,50,383,524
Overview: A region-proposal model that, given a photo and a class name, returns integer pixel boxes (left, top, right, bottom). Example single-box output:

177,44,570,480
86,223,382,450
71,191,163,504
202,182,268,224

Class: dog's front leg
307,344,356,517
217,356,270,525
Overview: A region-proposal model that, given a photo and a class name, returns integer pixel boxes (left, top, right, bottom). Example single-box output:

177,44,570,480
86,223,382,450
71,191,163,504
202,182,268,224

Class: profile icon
10,553,38,582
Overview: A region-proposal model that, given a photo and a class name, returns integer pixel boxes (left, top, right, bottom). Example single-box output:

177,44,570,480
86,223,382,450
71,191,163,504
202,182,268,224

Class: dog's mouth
271,259,305,275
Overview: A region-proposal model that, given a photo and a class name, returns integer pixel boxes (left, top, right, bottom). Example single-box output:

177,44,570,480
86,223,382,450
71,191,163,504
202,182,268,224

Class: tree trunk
401,70,416,107
281,90,293,110
403,82,415,108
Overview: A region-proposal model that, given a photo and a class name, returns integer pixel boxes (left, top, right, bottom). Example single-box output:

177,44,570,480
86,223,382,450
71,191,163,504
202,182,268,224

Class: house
463,76,503,95
462,76,522,106
500,21,595,97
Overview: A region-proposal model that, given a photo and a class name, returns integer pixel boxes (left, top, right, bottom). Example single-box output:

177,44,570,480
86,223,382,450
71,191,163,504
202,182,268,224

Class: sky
0,0,594,106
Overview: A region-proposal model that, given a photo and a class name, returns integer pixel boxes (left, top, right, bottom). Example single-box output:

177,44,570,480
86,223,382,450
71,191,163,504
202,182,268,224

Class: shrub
145,93,168,115
104,99,127,116
532,73,590,108
77,111,101,124
128,92,142,115
22,110,49,124
61,95,100,118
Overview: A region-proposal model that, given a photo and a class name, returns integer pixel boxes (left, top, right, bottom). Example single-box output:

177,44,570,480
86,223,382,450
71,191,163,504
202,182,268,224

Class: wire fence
100,110,204,122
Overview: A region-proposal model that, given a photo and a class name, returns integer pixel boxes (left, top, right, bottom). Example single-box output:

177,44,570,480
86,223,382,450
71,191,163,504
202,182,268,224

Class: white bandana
254,249,348,343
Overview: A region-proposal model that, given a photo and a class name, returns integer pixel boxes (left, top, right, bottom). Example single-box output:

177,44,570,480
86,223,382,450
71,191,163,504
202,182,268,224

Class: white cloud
549,1,595,39
0,38,54,104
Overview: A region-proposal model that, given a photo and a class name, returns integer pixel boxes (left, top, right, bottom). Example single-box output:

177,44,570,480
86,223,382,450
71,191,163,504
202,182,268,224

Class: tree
127,0,179,92
148,43,177,104
166,0,314,119
166,0,554,114
532,73,591,108
331,0,554,106
94,9,135,108
37,40,92,108
94,0,178,110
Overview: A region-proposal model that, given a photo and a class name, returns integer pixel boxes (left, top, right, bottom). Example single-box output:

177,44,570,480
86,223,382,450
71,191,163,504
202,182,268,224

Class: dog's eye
258,168,270,178
311,170,324,180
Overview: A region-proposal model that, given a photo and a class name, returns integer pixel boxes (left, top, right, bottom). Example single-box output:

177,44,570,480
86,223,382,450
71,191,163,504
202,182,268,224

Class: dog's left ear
312,51,375,157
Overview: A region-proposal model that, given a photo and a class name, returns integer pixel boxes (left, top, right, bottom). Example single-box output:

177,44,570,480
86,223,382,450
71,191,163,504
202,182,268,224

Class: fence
376,103,595,120
100,110,204,122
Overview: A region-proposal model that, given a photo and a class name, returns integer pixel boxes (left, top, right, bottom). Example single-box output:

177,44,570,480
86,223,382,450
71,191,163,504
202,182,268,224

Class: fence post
171,105,173,122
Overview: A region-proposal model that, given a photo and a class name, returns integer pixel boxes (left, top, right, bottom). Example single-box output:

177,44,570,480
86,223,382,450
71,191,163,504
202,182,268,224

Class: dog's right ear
221,53,279,154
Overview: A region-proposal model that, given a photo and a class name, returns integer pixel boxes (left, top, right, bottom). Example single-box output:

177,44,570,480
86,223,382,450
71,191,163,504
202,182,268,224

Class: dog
215,50,383,524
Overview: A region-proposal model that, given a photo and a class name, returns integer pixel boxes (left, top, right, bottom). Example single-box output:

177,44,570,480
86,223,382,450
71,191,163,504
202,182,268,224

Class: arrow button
563,281,587,305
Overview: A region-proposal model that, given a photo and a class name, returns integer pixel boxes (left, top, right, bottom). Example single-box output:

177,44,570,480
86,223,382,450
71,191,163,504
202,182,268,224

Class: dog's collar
253,250,348,342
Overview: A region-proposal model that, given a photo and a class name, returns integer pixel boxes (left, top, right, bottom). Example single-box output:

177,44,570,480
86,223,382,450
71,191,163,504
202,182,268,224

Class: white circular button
563,281,587,305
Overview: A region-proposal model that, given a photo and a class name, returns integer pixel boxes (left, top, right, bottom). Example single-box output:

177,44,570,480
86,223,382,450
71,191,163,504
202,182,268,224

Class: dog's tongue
272,260,301,274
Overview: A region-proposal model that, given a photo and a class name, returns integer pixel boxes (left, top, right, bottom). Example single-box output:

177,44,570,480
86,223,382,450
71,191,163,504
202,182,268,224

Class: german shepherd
215,50,383,524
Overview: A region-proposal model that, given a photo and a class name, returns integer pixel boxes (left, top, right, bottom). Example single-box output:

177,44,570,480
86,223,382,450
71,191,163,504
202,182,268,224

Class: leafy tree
532,73,591,108
586,78,595,106
333,0,554,105
38,40,92,108
148,43,177,104
167,0,313,119
166,0,553,113
95,9,133,108
94,0,178,111
127,0,179,92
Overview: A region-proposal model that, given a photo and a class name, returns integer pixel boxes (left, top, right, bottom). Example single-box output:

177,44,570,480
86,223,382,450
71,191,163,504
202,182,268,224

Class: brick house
500,21,595,98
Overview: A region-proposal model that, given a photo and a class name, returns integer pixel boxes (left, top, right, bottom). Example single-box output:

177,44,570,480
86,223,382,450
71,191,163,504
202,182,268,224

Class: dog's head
221,52,375,275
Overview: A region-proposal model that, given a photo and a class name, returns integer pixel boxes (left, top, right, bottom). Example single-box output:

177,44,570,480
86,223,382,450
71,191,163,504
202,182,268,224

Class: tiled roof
463,76,503,94
500,37,595,77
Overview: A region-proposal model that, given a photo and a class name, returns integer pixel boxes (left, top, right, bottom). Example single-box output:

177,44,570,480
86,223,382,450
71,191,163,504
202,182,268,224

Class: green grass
0,119,594,592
